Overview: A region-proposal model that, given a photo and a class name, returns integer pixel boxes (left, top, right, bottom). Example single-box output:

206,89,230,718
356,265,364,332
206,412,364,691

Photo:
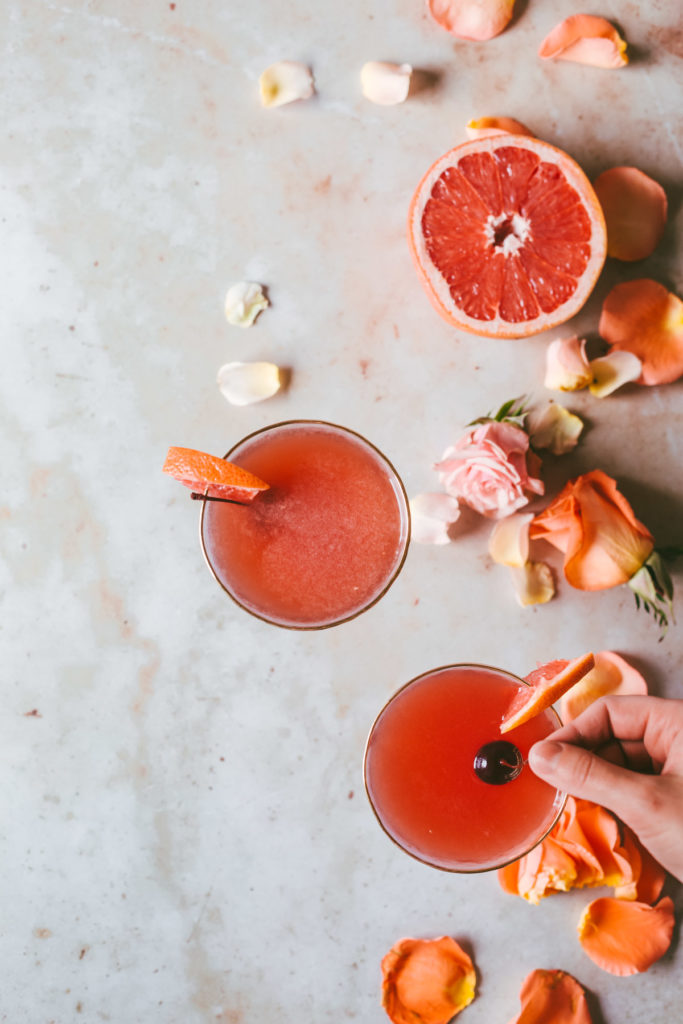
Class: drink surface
364,665,563,871
201,422,409,628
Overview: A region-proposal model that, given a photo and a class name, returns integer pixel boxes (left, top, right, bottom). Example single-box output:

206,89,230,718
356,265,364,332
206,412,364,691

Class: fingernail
529,741,563,771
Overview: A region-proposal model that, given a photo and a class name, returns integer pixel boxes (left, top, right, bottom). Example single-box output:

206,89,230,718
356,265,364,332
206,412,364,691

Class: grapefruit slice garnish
499,652,595,734
408,136,607,339
162,446,269,502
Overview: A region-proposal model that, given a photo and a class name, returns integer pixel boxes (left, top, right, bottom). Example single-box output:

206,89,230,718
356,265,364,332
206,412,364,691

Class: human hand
529,695,683,882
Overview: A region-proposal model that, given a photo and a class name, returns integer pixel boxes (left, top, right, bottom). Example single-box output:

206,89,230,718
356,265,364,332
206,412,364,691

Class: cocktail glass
364,664,565,872
200,420,410,629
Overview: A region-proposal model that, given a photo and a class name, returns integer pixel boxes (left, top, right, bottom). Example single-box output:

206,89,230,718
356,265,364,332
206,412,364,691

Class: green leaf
467,395,529,429
628,549,677,639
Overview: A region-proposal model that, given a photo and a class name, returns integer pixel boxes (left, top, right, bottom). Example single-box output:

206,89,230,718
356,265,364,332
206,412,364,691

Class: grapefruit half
499,652,595,733
408,136,607,338
163,446,269,502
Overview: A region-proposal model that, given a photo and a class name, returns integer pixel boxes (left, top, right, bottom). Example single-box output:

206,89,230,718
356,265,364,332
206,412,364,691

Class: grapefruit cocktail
364,664,565,872
200,420,410,629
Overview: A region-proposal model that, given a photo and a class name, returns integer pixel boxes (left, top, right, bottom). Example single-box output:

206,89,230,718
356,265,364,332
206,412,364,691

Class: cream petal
589,351,642,397
526,402,584,455
544,336,592,391
511,562,555,607
489,513,533,567
409,492,460,545
259,61,314,108
217,361,281,405
360,62,412,105
224,281,269,327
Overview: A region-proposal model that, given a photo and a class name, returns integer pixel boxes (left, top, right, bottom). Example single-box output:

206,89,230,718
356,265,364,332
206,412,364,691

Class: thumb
529,740,648,823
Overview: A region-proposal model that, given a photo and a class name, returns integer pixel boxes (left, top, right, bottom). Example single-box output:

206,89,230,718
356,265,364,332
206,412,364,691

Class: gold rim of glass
198,419,411,630
363,663,567,874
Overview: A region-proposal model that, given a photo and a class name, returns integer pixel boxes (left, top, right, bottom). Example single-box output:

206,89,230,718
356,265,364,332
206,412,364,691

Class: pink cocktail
200,420,410,629
364,664,565,872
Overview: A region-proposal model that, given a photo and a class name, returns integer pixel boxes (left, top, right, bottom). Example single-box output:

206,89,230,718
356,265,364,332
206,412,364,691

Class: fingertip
529,740,563,776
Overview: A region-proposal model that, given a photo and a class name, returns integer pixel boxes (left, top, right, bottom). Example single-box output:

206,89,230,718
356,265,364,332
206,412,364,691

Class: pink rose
434,421,544,519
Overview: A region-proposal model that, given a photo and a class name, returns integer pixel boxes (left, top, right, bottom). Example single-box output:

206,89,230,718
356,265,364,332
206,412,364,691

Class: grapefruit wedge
162,446,269,502
408,136,607,338
500,652,595,734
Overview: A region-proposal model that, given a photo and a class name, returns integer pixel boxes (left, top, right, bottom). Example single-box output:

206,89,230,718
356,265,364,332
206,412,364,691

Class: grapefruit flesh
162,446,269,502
500,652,595,733
408,136,607,338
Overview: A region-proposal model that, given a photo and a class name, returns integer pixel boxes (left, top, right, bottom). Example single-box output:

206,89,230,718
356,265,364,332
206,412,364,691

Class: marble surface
2,1,682,1021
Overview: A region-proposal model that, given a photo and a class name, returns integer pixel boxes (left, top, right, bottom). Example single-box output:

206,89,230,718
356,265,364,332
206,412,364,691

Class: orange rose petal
600,279,683,385
500,796,666,906
578,896,674,976
510,969,593,1024
538,15,628,68
465,116,534,139
574,801,630,886
498,859,521,895
553,798,605,887
530,470,654,591
516,837,578,904
612,826,641,900
616,827,666,904
561,650,648,722
428,0,515,40
593,167,667,261
381,937,476,1024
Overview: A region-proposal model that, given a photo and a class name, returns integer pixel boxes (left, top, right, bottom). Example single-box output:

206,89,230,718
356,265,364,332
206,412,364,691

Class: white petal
510,562,555,606
360,62,412,105
217,362,281,406
488,513,533,567
224,281,269,327
589,351,642,397
409,492,460,545
259,61,314,108
526,402,584,455
544,336,592,391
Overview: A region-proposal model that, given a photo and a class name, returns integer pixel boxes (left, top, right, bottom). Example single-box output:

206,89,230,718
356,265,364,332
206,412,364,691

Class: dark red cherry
473,740,523,784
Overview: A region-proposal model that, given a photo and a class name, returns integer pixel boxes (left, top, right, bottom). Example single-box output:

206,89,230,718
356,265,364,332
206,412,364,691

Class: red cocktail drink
364,665,564,872
200,421,410,629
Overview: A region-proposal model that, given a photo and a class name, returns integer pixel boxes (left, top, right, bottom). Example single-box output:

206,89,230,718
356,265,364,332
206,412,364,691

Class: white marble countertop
2,1,682,1021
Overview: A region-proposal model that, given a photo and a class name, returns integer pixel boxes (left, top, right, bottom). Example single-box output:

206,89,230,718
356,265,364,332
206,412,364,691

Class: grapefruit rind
499,652,595,734
408,135,607,339
163,446,270,502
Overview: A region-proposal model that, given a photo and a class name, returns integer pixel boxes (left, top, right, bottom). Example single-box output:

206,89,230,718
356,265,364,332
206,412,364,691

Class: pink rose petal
435,421,543,520
539,15,628,68
544,336,592,391
428,0,515,41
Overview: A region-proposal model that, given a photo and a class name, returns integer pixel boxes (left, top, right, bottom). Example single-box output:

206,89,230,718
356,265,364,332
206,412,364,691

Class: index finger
544,694,683,768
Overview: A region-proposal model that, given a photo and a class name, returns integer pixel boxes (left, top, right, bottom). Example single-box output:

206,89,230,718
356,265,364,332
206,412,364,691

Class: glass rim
363,662,567,874
198,418,411,630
